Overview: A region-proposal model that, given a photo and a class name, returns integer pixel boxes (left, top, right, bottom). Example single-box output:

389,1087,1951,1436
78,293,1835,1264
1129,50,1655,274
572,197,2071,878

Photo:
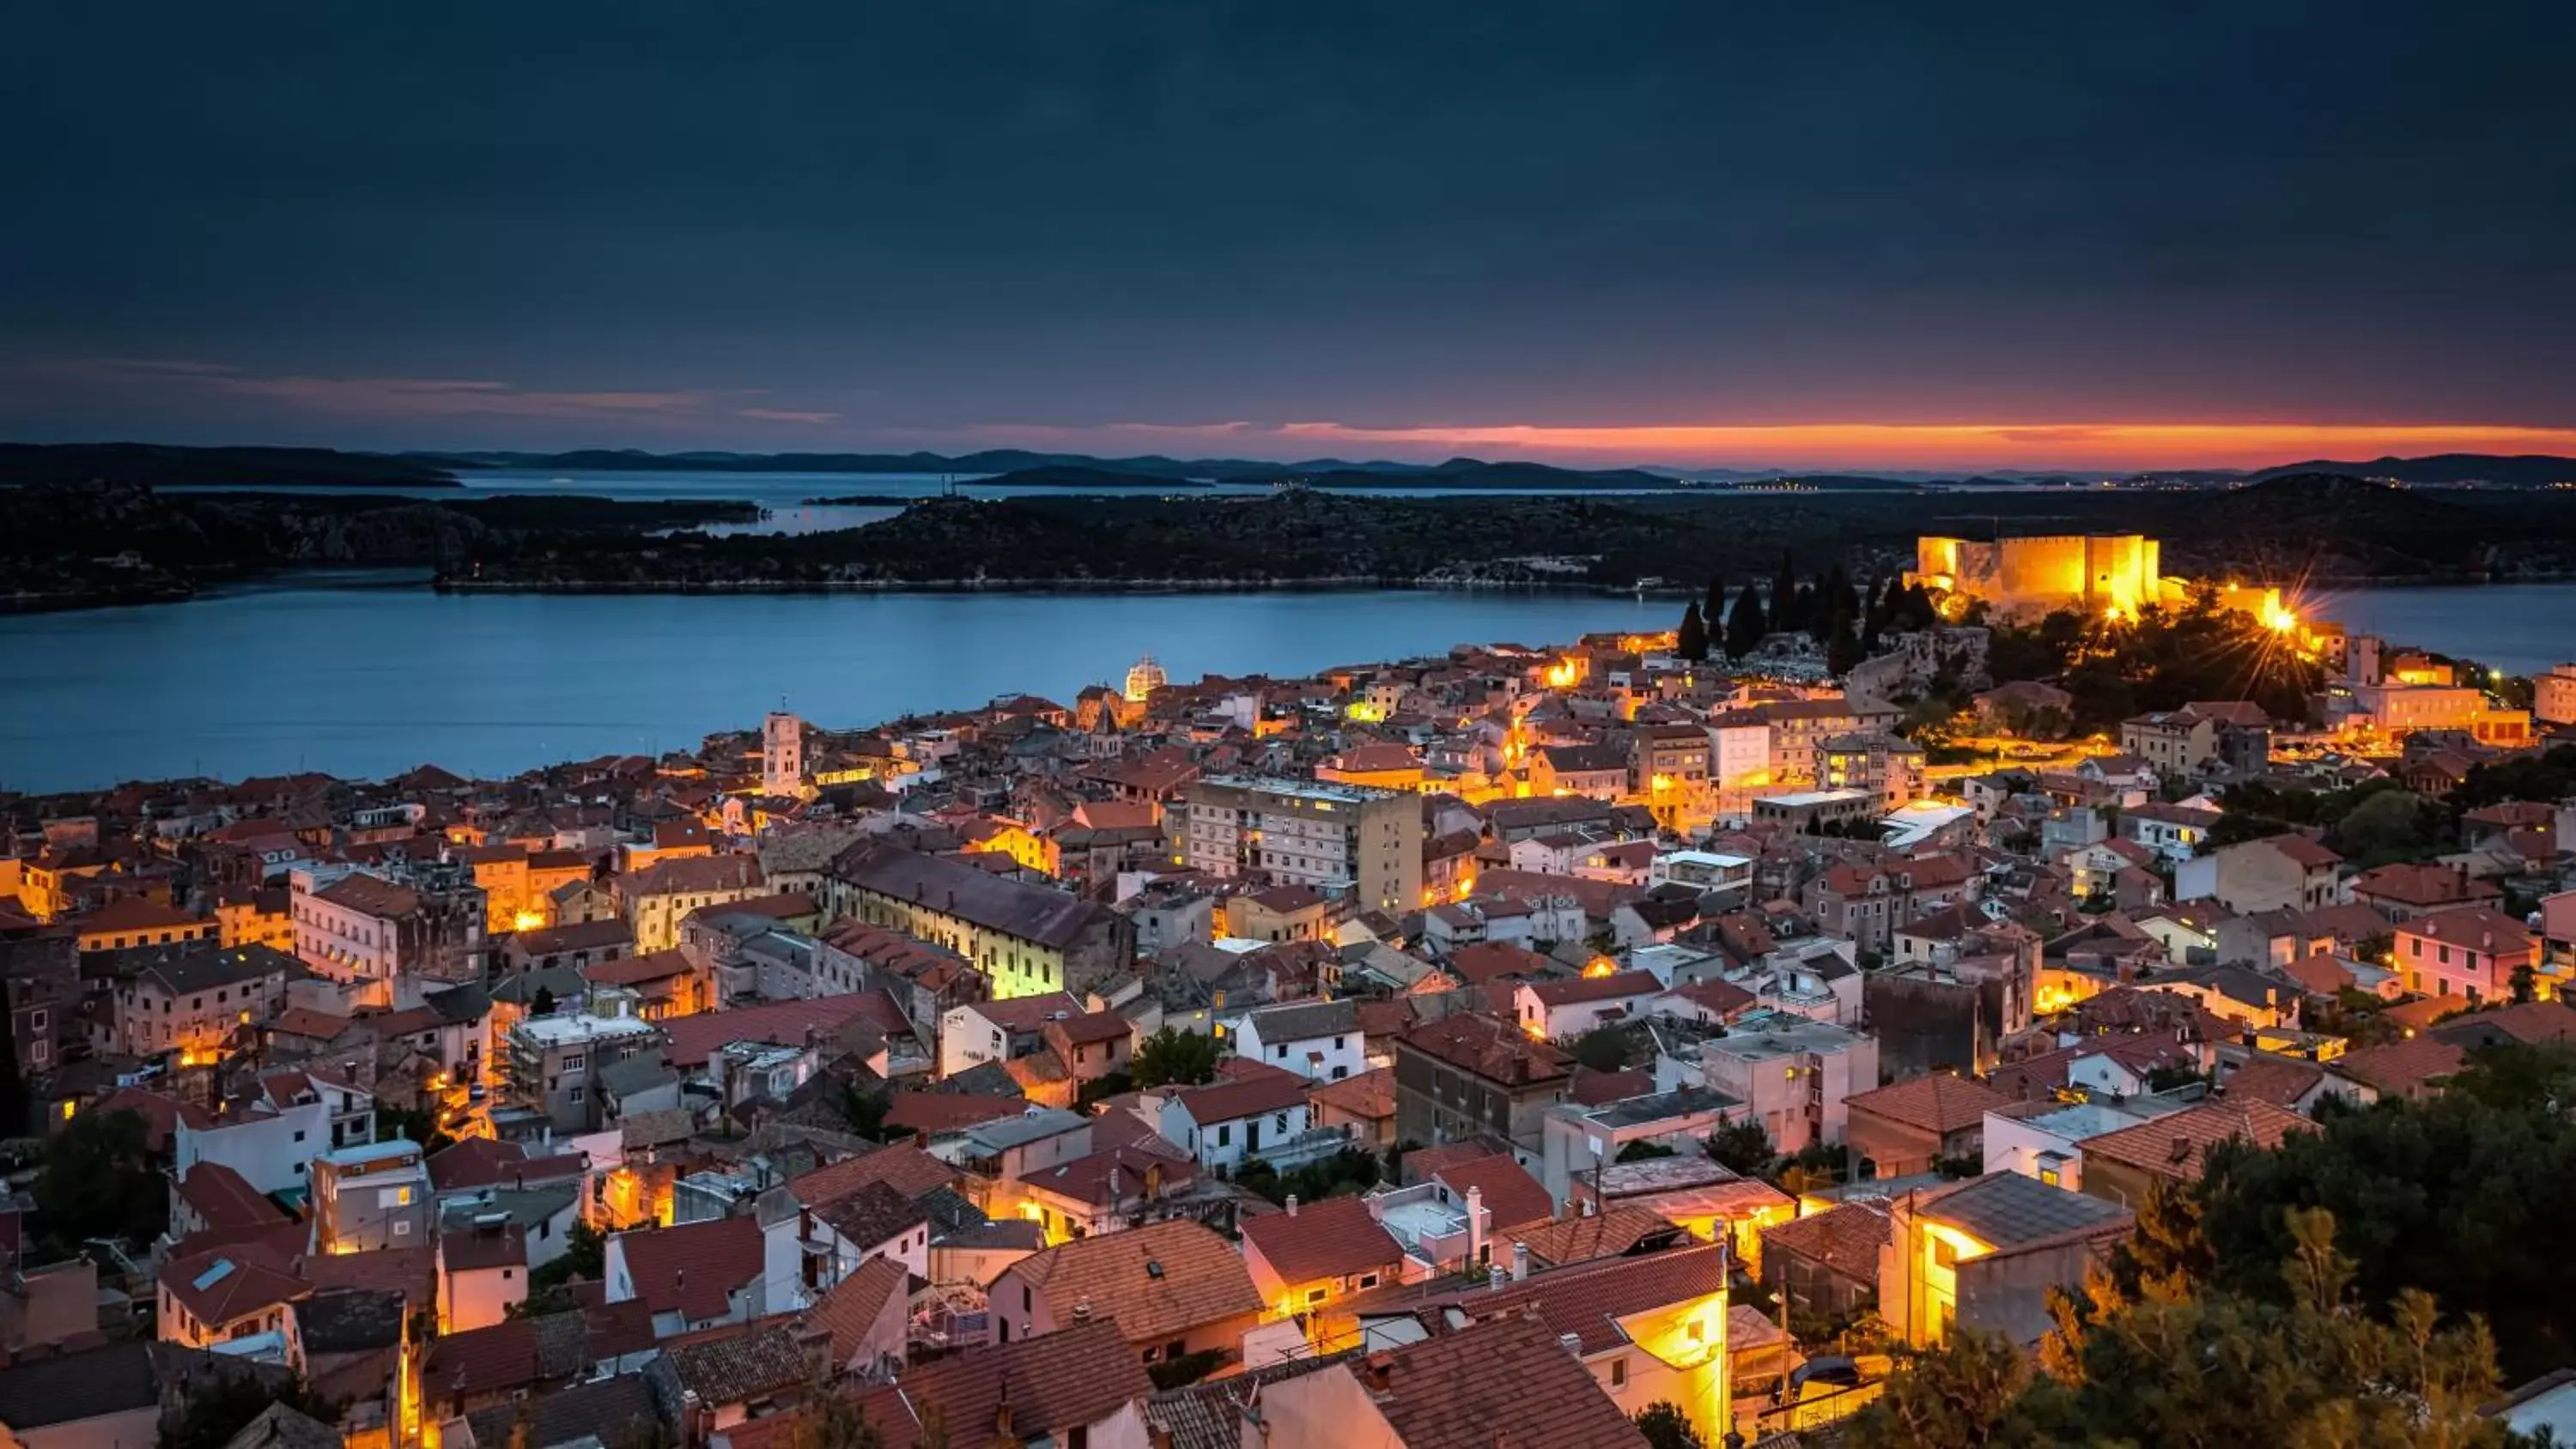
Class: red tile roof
422,1319,543,1401
1431,1153,1555,1233
427,1137,587,1194
1523,970,1662,1006
1845,1073,2014,1136
1358,1311,1648,1449
869,1318,1151,1442
1761,1201,1890,1282
176,1162,285,1233
88,1087,213,1153
880,1093,1027,1135
1003,1219,1261,1344
2331,1037,2469,1098
788,1143,957,1207
2081,1100,2316,1182
611,1216,763,1322
657,993,889,1069
1172,1064,1309,1127
1398,1013,1572,1088
1239,1195,1403,1287
799,1255,909,1368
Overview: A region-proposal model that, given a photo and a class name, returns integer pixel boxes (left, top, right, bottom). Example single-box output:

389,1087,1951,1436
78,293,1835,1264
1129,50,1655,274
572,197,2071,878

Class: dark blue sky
6,3,2573,468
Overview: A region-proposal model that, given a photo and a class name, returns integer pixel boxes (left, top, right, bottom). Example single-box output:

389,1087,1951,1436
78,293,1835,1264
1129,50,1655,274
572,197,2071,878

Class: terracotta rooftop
1172,1064,1310,1126
1240,1195,1404,1287
1523,970,1662,1007
870,1317,1152,1442
666,1320,816,1408
1005,1219,1261,1344
621,853,763,898
611,1216,764,1322
1760,1200,1891,1283
1305,1066,1396,1122
658,992,890,1069
789,1142,957,1207
831,843,1107,949
2080,1100,2315,1183
1508,1205,1681,1269
2352,863,2501,909
2330,1037,2469,1099
1354,1311,1648,1449
1398,1012,1572,1088
2220,1054,2326,1108
427,1137,587,1194
176,1162,285,1233
1844,1073,2016,1136
798,1255,909,1368
422,1319,543,1402
1428,1153,1556,1233
1443,942,1557,986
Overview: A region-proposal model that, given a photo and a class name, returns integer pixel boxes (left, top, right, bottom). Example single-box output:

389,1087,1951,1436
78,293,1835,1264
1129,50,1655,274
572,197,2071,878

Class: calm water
0,581,1671,791
3,576,2567,794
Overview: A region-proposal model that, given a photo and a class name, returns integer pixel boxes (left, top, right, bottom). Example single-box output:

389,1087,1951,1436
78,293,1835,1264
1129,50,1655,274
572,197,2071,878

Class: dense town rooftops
313,873,424,918
1007,1219,1261,1343
1239,1194,1403,1285
1845,1073,2016,1135
1399,1012,1573,1087
1917,1168,2133,1249
831,842,1107,948
136,943,297,996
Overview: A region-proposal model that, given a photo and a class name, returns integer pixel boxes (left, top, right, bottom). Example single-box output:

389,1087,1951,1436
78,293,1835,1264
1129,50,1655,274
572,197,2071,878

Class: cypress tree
1770,553,1801,633
1726,582,1769,658
1675,600,1709,662
1704,574,1727,622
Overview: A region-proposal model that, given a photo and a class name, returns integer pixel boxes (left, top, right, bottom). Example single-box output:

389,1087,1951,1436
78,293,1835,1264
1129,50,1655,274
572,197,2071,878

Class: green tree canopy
36,1107,165,1252
1131,1027,1221,1088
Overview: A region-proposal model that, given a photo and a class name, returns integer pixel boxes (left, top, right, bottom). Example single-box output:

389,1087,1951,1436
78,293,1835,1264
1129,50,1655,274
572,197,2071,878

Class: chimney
1285,1194,1298,1218
1108,1166,1122,1199
1558,1332,1583,1356
1465,1185,1486,1270
1512,1241,1530,1282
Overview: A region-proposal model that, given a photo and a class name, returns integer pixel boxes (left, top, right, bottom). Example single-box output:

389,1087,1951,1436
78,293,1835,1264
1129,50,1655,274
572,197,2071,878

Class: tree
1703,574,1727,623
1725,582,1769,658
35,1107,164,1252
530,984,557,1016
1858,1209,2521,1449
375,1104,456,1154
1631,1402,1705,1449
1674,599,1708,663
159,1369,339,1449
1615,1139,1677,1162
529,1221,605,1293
1846,1327,2045,1449
2330,787,2437,864
841,1082,891,1138
1770,552,1801,634
789,1384,886,1449
1131,1027,1221,1088
1826,620,1866,677
1570,1025,1632,1073
1706,1118,1772,1175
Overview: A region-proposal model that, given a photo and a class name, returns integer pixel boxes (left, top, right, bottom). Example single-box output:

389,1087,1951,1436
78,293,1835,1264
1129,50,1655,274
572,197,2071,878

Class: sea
3,472,2569,792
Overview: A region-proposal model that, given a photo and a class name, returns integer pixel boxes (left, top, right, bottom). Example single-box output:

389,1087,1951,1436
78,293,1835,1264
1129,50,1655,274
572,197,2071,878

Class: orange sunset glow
969,420,2576,473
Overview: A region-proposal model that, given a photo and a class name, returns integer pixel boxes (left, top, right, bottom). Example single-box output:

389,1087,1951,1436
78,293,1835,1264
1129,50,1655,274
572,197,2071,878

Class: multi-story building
499,1009,658,1137
1391,1013,1574,1160
1742,698,1903,789
829,843,1129,999
2394,906,2543,1003
2174,834,2343,915
2119,710,2218,776
292,866,486,1008
2539,663,2576,727
1813,731,1927,810
115,943,295,1063
312,1139,434,1253
1694,1014,1880,1155
1180,775,1423,915
618,854,766,953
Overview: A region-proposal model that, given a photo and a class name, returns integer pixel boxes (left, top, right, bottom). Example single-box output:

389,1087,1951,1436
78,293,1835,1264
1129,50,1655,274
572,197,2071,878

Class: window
393,1219,411,1236
1217,1125,1231,1148
1306,1287,1327,1305
1607,1355,1626,1389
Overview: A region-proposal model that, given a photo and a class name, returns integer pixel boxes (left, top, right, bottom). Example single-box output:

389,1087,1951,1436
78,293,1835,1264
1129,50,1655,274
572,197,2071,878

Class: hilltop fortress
1907,533,2178,620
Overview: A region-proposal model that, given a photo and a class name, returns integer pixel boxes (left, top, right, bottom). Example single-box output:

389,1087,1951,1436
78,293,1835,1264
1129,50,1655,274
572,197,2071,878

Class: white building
1157,1070,1312,1173
1179,775,1423,913
1693,1014,1879,1155
175,1100,331,1196
1235,1000,1364,1082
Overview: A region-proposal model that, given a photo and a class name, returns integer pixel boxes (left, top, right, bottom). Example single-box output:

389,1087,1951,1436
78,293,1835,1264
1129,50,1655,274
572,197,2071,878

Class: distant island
805,464,1214,500
0,442,462,489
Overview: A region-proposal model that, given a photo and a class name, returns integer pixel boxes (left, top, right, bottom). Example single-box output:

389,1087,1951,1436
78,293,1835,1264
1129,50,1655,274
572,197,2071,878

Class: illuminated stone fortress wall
1909,534,2172,617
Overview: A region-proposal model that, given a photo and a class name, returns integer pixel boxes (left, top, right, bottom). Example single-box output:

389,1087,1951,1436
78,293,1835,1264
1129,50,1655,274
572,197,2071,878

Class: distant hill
0,443,459,488
2250,453,2576,488
945,464,1206,490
